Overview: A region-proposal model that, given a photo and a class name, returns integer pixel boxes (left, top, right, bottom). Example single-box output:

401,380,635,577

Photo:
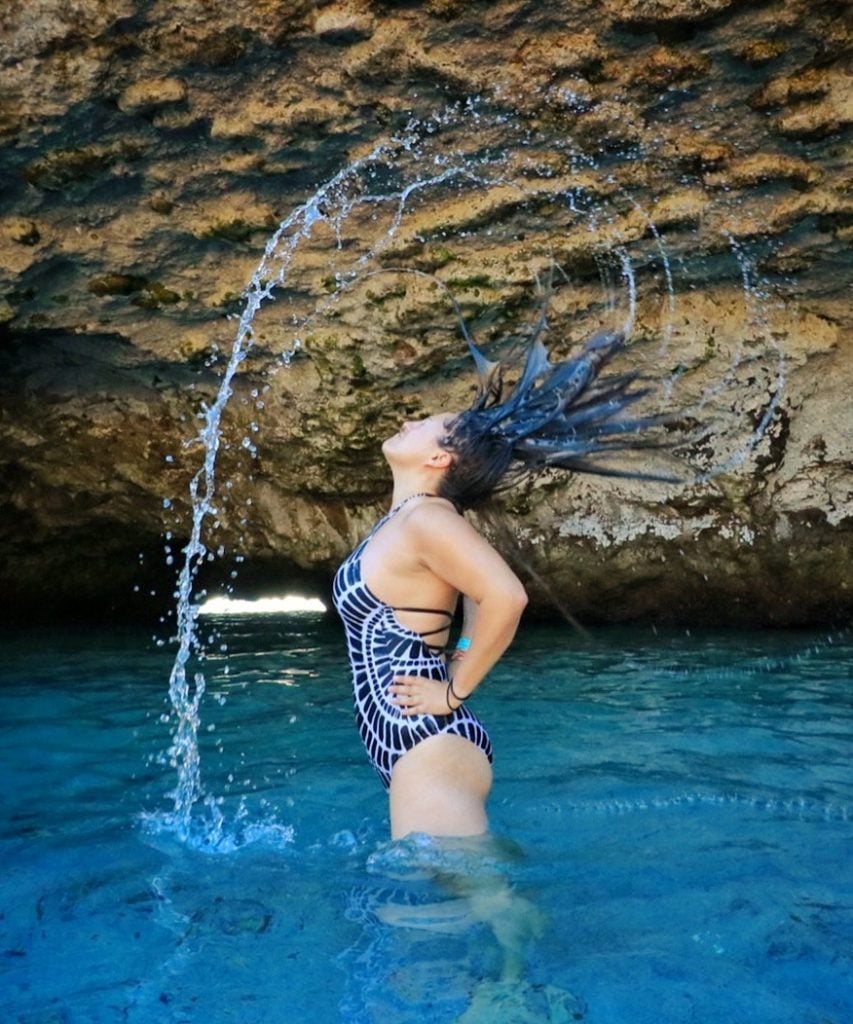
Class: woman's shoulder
409,494,464,520
404,497,480,545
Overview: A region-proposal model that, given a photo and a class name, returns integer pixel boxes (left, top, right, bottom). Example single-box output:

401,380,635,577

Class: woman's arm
388,505,527,717
453,594,478,662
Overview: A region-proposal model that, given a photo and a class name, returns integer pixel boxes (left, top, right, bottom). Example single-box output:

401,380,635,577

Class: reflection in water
340,832,585,1023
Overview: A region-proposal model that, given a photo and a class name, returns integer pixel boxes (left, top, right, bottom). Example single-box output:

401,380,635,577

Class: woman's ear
425,449,453,469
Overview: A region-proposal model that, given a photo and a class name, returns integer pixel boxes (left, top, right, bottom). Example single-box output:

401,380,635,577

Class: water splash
141,793,295,854
155,99,788,844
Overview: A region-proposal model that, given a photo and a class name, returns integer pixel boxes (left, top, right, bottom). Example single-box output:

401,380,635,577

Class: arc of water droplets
673,232,780,480
164,140,409,836
162,113,514,838
161,100,791,841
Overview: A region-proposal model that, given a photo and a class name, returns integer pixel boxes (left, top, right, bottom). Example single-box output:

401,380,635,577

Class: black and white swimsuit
332,496,493,789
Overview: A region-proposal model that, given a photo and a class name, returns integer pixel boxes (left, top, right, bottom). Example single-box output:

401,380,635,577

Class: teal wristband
455,636,471,652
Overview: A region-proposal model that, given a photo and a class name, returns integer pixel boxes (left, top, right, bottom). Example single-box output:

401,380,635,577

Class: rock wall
0,0,850,624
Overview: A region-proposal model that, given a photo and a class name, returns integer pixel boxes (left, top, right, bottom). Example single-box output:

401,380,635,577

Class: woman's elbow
477,579,528,619
499,580,528,617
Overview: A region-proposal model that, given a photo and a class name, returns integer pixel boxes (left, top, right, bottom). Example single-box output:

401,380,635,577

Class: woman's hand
389,675,454,717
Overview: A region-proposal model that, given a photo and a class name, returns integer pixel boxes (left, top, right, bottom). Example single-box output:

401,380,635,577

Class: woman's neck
390,472,441,509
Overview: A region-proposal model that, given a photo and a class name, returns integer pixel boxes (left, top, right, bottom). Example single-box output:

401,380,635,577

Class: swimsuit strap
365,492,455,651
387,491,438,517
390,606,454,638
384,495,454,639
364,491,438,541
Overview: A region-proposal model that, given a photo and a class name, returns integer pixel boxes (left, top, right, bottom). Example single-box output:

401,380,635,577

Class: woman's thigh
389,733,492,840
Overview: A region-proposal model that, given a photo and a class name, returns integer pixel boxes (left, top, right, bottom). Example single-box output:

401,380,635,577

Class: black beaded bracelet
448,678,467,705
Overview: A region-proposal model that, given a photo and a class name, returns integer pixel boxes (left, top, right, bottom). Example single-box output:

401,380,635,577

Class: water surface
1,619,851,1023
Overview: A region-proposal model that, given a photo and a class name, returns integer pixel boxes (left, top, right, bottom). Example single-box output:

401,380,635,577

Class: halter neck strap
363,492,438,543
386,491,438,517
360,492,454,653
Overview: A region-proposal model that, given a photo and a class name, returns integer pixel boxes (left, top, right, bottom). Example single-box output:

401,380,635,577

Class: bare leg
389,733,492,840
383,741,583,1020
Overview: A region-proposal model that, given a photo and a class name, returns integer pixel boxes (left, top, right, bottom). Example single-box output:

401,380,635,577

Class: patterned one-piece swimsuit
332,498,493,789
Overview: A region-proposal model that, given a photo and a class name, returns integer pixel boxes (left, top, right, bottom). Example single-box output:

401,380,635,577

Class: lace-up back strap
390,606,454,639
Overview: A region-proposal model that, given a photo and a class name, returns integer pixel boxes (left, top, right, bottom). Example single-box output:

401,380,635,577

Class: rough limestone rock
0,0,850,625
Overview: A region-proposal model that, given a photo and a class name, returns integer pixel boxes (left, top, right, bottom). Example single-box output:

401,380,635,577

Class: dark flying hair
438,317,679,511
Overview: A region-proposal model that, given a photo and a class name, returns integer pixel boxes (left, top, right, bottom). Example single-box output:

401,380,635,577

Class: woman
333,327,676,840
334,428,526,840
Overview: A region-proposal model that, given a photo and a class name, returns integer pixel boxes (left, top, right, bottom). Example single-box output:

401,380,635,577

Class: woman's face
381,413,455,466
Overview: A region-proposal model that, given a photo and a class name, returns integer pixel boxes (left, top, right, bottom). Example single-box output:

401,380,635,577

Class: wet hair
437,327,678,512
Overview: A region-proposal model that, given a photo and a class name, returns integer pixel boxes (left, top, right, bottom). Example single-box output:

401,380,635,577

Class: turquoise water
1,618,851,1023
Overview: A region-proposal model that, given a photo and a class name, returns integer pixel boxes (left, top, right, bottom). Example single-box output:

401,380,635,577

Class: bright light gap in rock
199,595,327,616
